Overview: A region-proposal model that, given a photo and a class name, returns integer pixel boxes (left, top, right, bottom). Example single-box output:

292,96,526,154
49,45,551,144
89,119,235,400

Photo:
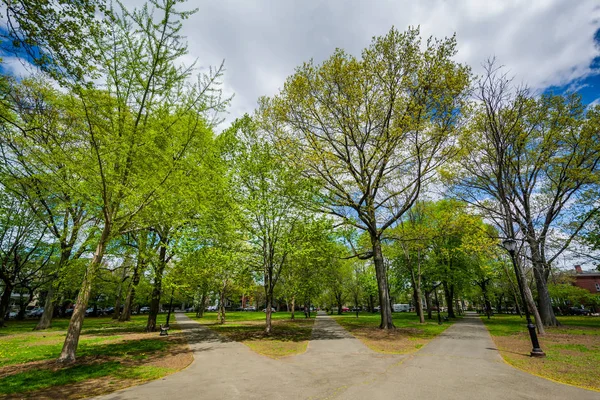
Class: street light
502,238,546,358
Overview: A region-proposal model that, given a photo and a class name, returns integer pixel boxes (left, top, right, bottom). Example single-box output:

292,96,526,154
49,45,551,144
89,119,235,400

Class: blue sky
546,28,600,106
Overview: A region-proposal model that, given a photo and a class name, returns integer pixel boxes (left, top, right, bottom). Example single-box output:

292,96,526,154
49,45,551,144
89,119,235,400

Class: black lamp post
502,238,546,358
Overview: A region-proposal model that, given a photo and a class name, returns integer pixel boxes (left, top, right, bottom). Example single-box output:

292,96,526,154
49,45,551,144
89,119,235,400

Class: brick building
573,265,600,294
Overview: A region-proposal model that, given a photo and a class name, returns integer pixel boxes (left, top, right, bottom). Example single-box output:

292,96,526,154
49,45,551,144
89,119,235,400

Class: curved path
93,312,599,400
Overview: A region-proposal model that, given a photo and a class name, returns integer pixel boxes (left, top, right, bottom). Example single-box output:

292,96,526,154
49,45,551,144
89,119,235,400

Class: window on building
596,283,600,292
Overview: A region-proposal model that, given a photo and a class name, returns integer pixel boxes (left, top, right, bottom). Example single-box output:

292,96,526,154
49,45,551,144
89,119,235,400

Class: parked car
568,307,590,316
103,307,115,315
262,307,276,313
139,306,151,313
373,306,381,312
26,308,44,318
64,308,74,317
85,307,96,316
206,305,218,312
351,307,362,312
341,306,350,312
185,307,195,312
393,304,410,312
243,306,256,311
8,311,18,319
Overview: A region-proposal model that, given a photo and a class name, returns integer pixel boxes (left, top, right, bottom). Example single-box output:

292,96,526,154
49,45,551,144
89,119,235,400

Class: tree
0,78,96,330
267,27,470,328
0,0,110,83
387,202,433,323
224,115,313,333
0,190,54,327
279,220,333,319
447,60,600,326
51,0,226,362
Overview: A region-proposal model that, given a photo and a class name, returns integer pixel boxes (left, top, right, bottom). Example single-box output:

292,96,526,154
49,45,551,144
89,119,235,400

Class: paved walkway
93,312,599,400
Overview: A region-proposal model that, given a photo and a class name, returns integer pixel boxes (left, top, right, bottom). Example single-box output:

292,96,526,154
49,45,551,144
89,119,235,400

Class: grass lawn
482,314,600,391
187,311,315,358
332,311,454,354
0,314,193,399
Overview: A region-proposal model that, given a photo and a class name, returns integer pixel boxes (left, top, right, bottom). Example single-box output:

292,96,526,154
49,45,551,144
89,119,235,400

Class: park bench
159,324,170,336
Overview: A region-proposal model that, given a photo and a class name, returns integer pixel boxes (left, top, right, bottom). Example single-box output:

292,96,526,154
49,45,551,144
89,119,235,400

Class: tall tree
448,60,600,326
224,115,312,334
0,78,95,330
52,0,226,362
267,27,470,328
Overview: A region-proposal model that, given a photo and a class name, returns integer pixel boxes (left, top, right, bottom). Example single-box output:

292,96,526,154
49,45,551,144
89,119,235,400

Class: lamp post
502,238,545,358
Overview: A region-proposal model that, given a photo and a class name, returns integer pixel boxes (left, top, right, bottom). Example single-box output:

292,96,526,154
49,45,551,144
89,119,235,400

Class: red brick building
573,265,600,294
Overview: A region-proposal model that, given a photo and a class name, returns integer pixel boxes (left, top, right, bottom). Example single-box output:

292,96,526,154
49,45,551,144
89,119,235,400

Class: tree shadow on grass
195,319,314,344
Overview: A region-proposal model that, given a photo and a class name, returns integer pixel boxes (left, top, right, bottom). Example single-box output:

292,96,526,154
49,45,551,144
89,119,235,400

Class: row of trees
1,0,599,364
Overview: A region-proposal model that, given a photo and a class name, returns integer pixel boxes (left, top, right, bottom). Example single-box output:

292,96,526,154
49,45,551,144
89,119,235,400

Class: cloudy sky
155,0,600,128
2,0,600,128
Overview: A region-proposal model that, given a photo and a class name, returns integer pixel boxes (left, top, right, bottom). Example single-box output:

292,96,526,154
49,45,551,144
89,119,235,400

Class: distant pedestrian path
91,312,599,400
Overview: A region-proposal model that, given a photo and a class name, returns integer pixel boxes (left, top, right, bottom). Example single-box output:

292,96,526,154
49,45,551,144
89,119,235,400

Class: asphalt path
92,312,599,400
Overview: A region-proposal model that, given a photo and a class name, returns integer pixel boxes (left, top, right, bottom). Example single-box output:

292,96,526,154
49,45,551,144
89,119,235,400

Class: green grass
185,311,312,323
333,311,452,338
0,315,175,367
331,312,454,353
482,314,600,336
0,315,161,336
0,362,172,395
482,314,600,391
187,311,315,358
0,314,187,398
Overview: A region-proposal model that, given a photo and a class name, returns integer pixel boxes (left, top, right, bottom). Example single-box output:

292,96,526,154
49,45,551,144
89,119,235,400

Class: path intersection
93,312,599,400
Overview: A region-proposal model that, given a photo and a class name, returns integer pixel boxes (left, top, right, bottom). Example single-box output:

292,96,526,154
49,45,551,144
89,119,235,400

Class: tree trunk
165,288,175,326
496,294,504,314
371,235,394,329
146,241,167,332
523,280,545,335
196,290,206,318
443,282,456,318
368,294,374,313
218,289,226,324
113,264,128,320
290,297,295,320
529,246,559,327
37,246,72,330
58,225,110,363
0,282,13,327
515,256,546,335
425,290,432,320
409,269,424,323
35,286,55,330
121,248,144,322
265,290,273,334
17,291,27,320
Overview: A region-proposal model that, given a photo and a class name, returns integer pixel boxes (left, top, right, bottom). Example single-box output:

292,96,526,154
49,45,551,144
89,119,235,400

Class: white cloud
138,0,599,129
587,97,600,108
0,56,36,77
9,1,600,128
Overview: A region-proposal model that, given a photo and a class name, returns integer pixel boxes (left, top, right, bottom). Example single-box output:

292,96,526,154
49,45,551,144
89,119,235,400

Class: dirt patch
206,319,314,358
348,327,428,354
